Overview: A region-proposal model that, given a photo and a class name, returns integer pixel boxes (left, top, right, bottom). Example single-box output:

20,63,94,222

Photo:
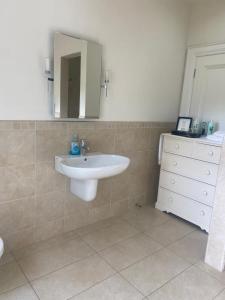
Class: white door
189,53,225,130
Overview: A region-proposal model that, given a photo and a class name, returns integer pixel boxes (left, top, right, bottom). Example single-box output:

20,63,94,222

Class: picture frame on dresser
176,117,192,132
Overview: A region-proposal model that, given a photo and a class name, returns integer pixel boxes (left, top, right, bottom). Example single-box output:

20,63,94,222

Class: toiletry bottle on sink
70,134,80,155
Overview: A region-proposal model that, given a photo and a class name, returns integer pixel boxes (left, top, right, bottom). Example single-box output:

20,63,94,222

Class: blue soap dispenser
70,134,80,155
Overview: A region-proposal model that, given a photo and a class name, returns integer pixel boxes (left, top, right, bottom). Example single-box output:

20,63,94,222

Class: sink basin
55,154,130,201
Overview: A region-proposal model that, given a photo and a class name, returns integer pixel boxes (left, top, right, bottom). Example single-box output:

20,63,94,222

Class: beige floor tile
196,261,225,285
148,266,224,300
120,248,190,296
0,284,38,300
76,217,124,236
31,254,115,300
12,231,79,260
214,289,225,300
0,262,27,294
71,274,143,300
122,207,170,231
18,237,95,280
82,220,139,251
144,218,196,246
167,230,208,264
99,233,162,270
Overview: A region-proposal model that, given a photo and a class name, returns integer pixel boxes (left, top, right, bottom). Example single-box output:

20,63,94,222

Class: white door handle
172,161,178,166
200,210,205,216
175,144,180,150
208,151,214,156
171,178,176,184
203,191,208,196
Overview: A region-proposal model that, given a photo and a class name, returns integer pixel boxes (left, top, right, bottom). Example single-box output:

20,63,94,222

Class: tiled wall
0,121,173,251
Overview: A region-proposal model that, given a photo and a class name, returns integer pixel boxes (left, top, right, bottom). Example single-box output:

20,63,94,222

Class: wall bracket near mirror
101,70,110,98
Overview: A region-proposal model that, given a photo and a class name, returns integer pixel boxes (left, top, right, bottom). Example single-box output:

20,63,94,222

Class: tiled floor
1,206,225,300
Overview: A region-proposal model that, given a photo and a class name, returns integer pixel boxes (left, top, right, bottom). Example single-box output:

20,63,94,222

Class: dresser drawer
159,170,215,207
156,188,212,232
193,143,221,164
161,152,219,186
163,136,193,157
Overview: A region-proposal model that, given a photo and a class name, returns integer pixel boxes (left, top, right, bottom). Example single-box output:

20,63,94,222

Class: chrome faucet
80,139,89,156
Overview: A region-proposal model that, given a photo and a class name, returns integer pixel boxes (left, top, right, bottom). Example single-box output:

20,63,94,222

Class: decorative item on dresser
156,133,222,232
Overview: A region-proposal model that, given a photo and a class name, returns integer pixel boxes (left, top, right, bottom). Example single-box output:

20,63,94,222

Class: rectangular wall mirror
54,32,102,119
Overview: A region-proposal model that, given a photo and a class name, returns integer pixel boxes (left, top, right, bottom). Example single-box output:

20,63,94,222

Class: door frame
180,43,225,116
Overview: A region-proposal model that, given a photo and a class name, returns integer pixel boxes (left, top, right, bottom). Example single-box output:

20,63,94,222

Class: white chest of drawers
156,134,222,232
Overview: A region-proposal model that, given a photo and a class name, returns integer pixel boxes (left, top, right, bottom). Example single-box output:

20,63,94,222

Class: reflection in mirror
61,54,81,118
54,32,102,119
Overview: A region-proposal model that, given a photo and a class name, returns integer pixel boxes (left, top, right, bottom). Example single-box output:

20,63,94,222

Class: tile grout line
16,261,41,300
2,210,206,299
146,264,193,298
78,219,198,298
193,262,225,289
72,233,146,299
213,287,225,300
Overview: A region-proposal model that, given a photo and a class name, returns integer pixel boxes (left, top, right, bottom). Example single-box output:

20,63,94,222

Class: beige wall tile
67,128,116,154
111,173,130,203
64,210,90,232
0,197,35,235
0,131,35,167
36,162,65,195
34,218,64,243
64,192,89,216
128,194,146,209
111,198,129,217
4,227,34,251
35,191,64,225
0,121,35,131
0,121,171,249
36,121,67,131
0,165,35,203
89,203,113,224
36,130,68,162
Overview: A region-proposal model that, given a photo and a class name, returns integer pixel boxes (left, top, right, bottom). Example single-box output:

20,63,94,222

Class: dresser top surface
162,133,224,147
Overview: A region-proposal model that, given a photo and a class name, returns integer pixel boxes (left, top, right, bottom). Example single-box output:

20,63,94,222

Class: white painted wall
188,0,225,46
0,0,190,121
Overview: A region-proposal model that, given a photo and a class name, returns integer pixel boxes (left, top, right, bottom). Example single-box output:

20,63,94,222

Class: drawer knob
206,170,211,176
200,210,205,216
175,144,180,150
171,178,176,184
203,191,208,197
172,161,178,166
208,151,214,156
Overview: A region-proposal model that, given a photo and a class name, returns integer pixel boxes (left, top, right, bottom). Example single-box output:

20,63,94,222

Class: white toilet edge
0,238,4,258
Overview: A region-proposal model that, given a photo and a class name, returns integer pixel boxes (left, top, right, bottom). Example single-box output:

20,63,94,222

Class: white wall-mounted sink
55,154,130,201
